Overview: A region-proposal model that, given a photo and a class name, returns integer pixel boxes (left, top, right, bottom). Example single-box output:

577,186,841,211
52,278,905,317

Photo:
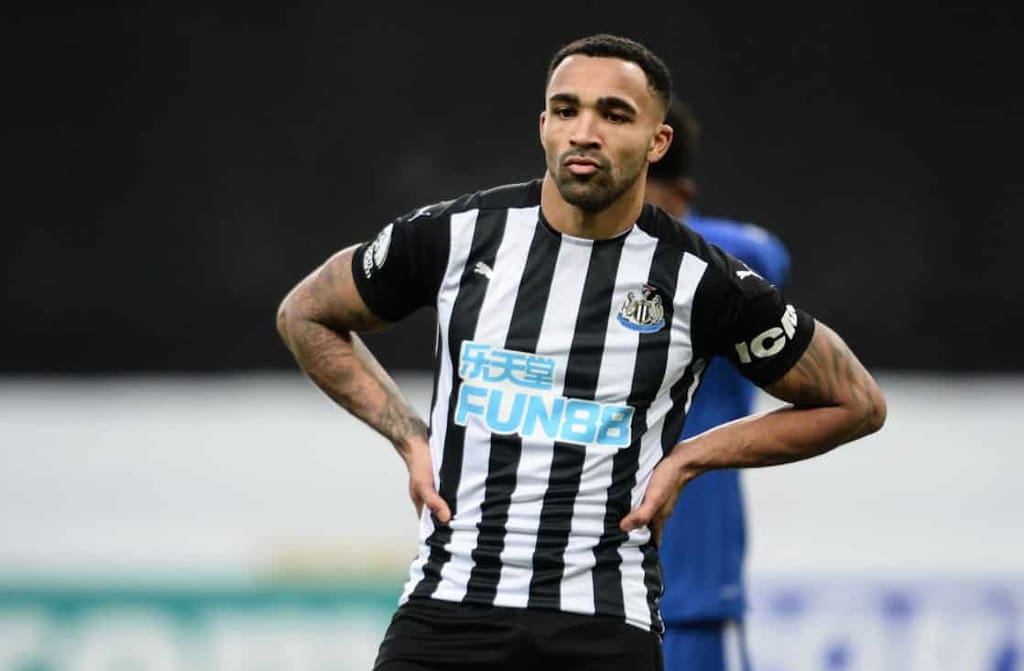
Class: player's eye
605,112,628,124
554,107,577,119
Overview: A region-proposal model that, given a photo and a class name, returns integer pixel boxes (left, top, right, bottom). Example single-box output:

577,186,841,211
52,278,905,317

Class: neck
540,172,646,239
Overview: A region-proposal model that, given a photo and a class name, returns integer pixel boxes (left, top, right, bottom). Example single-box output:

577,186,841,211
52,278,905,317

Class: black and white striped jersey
352,179,814,632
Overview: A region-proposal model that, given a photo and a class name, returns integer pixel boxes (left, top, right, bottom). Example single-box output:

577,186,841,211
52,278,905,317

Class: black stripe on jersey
464,223,558,603
503,224,559,355
592,239,683,620
427,323,442,438
412,207,508,600
528,236,626,610
640,539,664,634
660,357,706,455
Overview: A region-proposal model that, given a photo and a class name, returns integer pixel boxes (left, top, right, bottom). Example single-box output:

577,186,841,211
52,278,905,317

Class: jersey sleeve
350,202,452,322
691,243,814,387
735,223,790,288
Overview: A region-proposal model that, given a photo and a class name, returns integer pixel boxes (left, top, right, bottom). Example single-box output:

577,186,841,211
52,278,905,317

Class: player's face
540,55,671,212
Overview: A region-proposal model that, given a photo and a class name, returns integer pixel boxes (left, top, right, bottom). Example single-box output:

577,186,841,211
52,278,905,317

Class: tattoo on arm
279,247,429,450
352,331,429,446
767,321,884,442
379,396,430,445
311,250,381,333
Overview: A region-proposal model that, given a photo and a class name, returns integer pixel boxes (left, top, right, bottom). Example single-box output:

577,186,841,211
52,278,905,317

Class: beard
549,149,645,212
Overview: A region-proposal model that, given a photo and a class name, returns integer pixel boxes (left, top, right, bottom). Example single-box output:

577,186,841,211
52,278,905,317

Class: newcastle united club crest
617,285,666,333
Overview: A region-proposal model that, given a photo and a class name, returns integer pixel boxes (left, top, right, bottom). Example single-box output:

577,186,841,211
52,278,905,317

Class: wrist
667,441,704,485
395,435,430,466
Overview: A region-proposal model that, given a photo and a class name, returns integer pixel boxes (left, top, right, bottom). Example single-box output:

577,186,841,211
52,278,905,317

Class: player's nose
569,110,601,148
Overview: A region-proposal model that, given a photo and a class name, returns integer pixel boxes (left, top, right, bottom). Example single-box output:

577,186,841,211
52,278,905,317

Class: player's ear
648,123,673,163
539,110,547,144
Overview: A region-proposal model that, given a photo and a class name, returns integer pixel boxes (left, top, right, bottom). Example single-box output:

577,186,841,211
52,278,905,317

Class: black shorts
374,597,663,671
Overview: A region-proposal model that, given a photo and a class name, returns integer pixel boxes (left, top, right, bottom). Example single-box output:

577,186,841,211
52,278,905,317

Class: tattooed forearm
289,317,425,450
277,247,429,453
380,397,430,445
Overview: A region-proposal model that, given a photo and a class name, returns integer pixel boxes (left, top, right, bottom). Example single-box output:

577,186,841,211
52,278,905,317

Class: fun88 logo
454,341,634,448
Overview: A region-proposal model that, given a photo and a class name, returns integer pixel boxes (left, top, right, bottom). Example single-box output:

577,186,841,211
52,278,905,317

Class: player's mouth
564,155,603,176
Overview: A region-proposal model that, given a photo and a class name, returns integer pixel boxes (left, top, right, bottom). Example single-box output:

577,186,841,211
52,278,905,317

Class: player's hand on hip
403,438,451,524
619,452,688,546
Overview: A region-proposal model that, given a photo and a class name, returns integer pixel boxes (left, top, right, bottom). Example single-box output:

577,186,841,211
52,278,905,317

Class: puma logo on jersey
735,268,761,281
734,304,798,363
473,262,494,280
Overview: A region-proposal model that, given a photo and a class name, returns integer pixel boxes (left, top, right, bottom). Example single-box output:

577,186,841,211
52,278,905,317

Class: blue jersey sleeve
685,214,790,288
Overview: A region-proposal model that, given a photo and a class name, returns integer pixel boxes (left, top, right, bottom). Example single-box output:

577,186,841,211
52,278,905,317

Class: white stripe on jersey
492,234,592,610
401,208,479,605
620,249,709,626
628,249,709,511
559,227,659,616
432,206,538,603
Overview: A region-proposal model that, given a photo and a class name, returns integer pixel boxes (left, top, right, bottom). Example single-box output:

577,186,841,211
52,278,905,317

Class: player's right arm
276,244,451,523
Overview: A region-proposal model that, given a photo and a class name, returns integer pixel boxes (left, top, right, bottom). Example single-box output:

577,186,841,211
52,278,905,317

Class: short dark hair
648,97,700,181
546,34,673,115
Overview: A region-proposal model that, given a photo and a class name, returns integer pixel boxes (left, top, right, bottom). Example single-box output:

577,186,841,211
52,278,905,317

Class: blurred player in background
646,99,790,671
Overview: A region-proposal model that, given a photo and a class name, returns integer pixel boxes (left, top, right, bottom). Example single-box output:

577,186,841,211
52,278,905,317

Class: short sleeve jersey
351,179,814,633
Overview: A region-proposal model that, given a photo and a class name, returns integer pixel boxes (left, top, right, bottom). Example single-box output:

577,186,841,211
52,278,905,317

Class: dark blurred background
3,4,1021,373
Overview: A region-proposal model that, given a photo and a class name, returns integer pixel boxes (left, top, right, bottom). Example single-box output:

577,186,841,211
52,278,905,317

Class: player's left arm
675,320,885,470
622,320,886,541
